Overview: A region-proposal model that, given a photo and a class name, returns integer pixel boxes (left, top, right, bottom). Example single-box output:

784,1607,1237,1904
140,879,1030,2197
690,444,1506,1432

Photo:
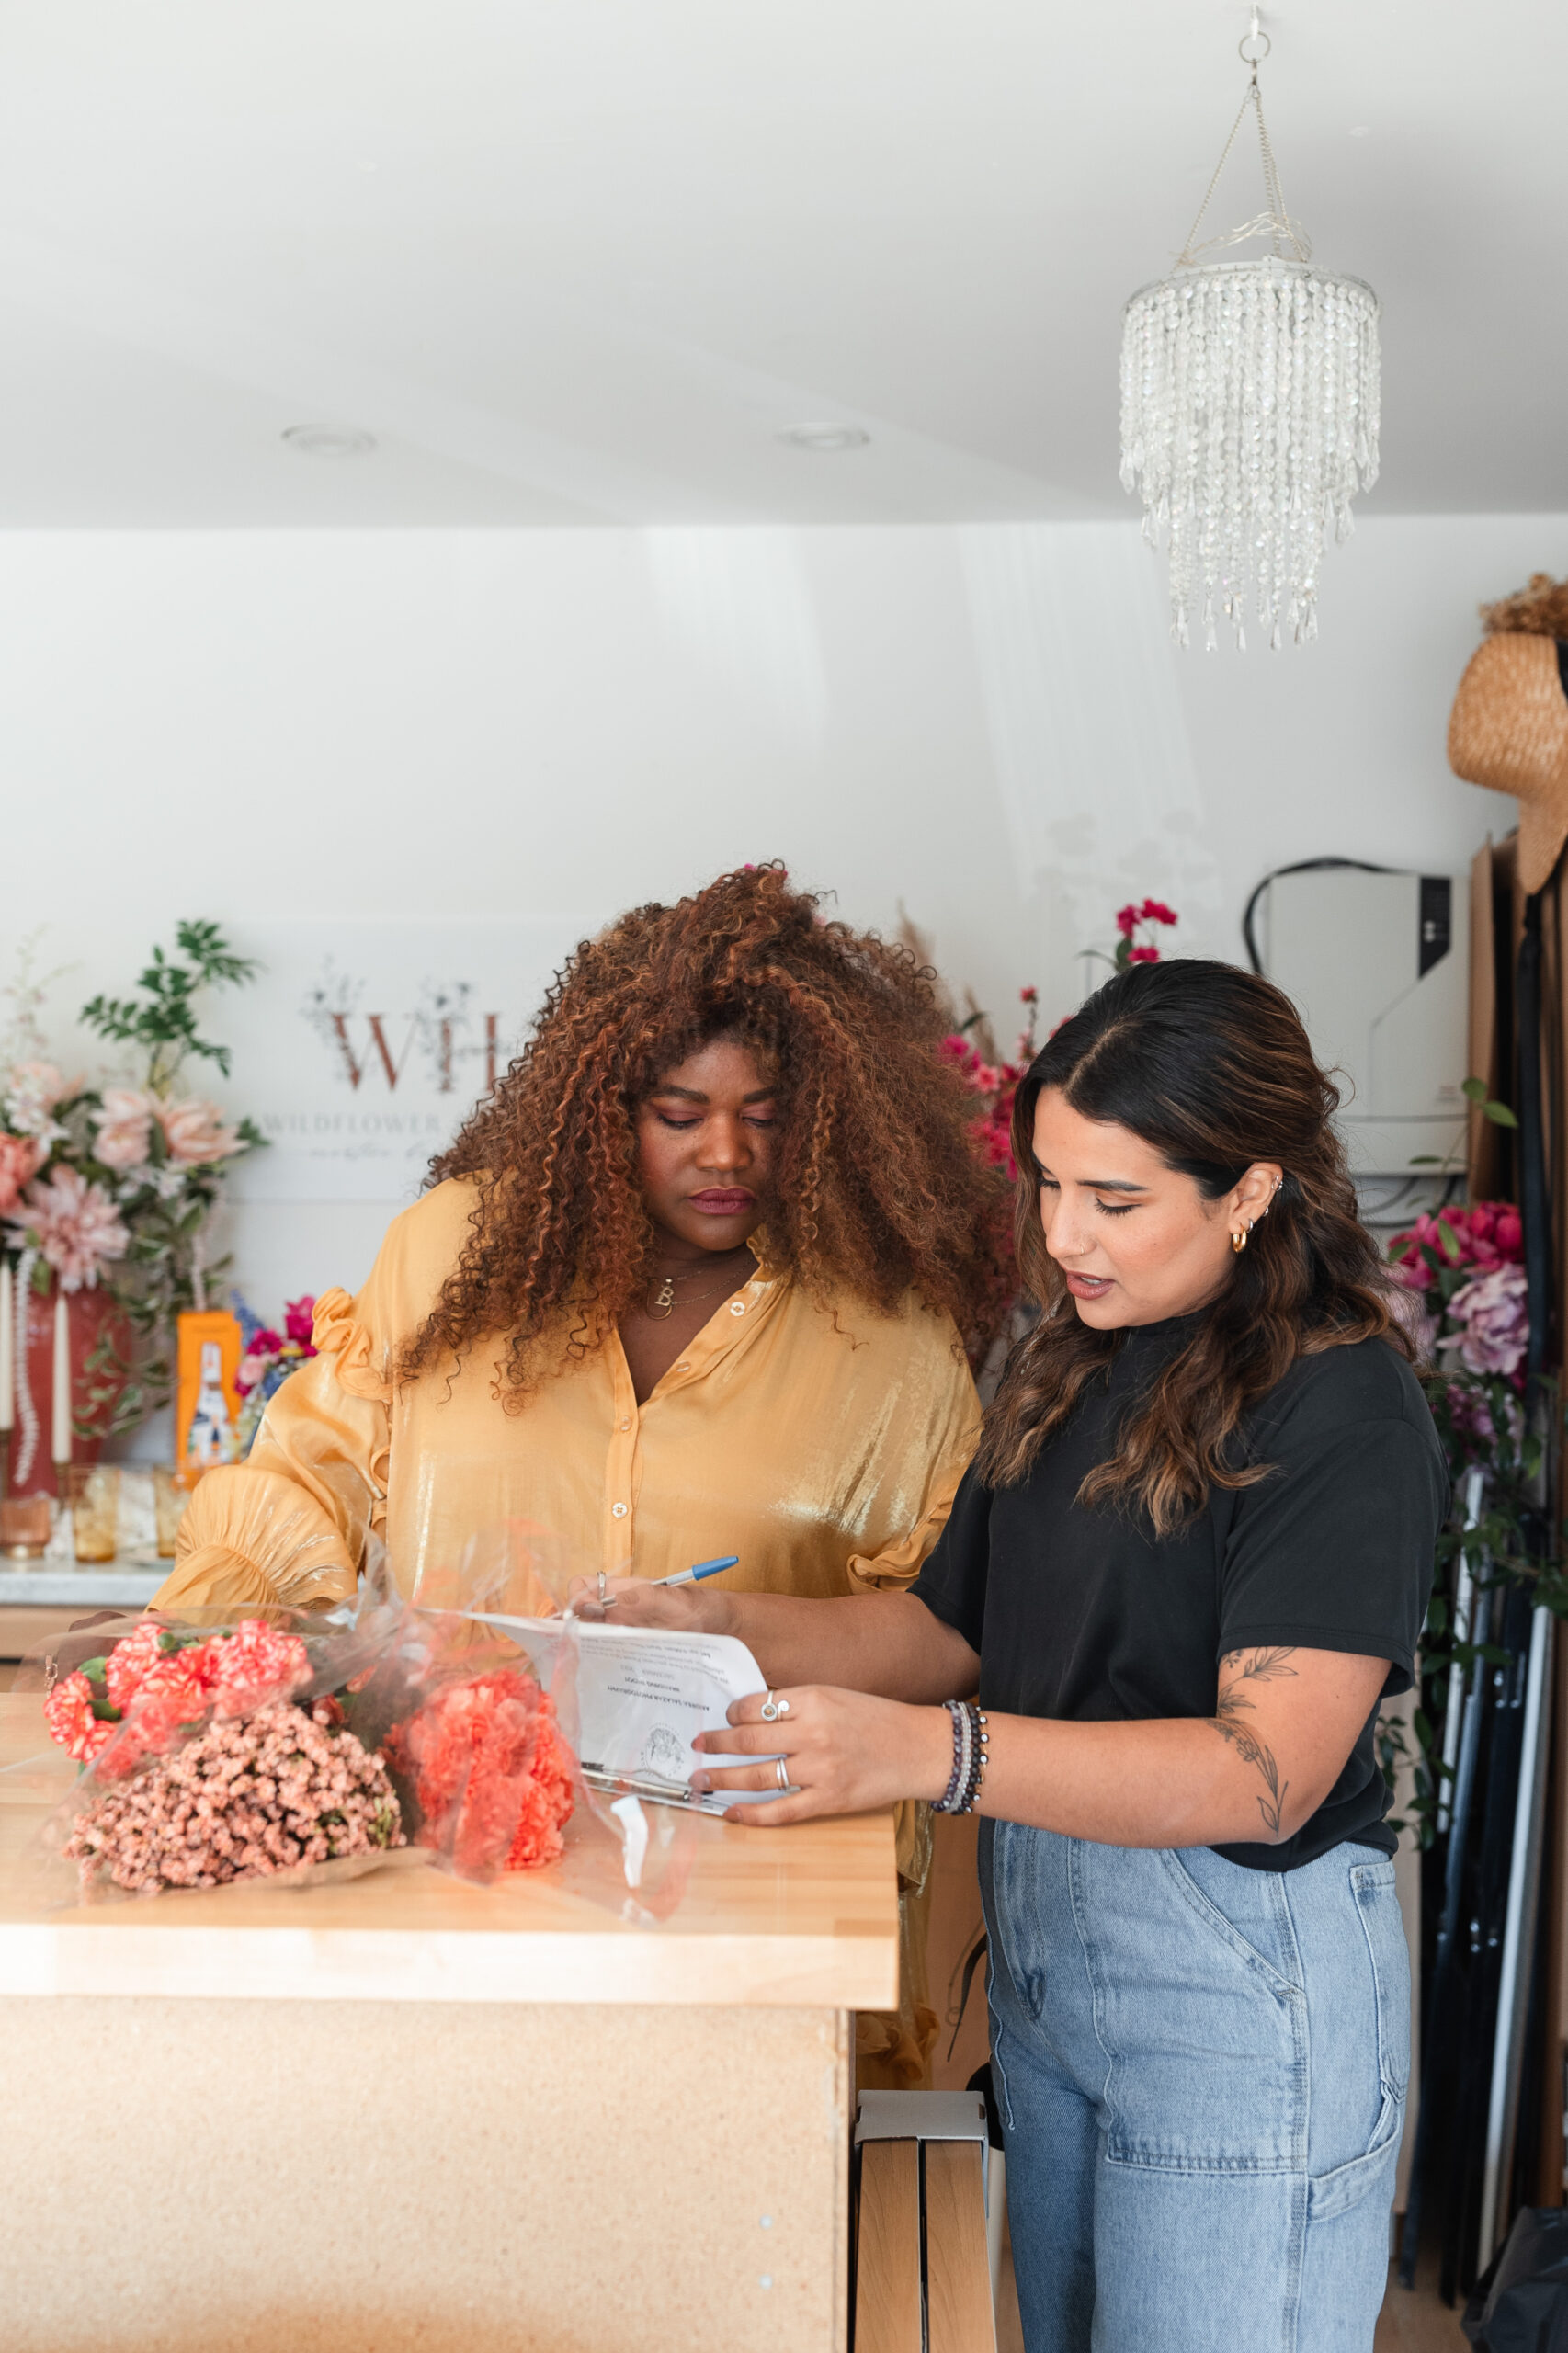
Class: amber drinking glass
62,1464,120,1564
153,1463,199,1560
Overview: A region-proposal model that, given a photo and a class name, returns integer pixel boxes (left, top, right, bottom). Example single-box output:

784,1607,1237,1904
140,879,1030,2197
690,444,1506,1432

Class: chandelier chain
1176,14,1310,267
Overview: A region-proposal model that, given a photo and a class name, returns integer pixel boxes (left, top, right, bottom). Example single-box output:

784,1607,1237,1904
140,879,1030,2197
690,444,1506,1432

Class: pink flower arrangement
1388,1201,1523,1294
6,1165,130,1290
941,986,1040,1182
62,1696,403,1894
43,1618,313,1770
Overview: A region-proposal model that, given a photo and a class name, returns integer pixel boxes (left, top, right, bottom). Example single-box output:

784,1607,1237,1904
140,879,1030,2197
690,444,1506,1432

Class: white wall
0,514,1554,1331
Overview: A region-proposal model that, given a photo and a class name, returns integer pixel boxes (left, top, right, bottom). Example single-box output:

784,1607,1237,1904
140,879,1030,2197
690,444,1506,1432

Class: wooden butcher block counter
0,1691,898,2353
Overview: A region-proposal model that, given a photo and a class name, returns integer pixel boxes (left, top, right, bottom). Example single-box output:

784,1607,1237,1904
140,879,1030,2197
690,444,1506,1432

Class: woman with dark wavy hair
608,957,1445,2350
156,862,1003,2081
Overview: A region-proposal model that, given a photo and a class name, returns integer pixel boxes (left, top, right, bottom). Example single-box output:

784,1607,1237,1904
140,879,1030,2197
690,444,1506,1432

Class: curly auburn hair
975,957,1410,1532
403,865,1007,1397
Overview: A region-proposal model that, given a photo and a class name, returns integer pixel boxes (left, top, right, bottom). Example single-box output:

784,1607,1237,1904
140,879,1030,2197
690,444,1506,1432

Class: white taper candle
0,1258,13,1436
51,1289,71,1466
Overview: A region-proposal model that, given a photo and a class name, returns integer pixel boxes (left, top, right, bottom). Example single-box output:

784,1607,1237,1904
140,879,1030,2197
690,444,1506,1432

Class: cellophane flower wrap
344,1609,578,1883
19,1606,414,1904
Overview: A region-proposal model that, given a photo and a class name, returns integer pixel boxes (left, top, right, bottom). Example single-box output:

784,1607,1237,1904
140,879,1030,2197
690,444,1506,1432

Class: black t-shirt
911,1320,1447,1870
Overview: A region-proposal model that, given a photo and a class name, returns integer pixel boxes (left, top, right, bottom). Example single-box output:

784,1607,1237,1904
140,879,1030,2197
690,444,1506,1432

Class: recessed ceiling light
778,423,870,453
281,423,378,458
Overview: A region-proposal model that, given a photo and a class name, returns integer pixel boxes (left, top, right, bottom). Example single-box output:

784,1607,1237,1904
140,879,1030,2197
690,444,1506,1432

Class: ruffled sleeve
845,1344,983,1593
152,1187,467,1615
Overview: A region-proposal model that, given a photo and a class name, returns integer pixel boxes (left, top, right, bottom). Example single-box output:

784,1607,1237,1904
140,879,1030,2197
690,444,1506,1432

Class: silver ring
760,1690,780,1722
774,1756,790,1791
597,1571,608,1603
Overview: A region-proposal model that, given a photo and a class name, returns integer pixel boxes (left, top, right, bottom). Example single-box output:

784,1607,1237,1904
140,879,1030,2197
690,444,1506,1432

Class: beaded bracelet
933,1699,990,1815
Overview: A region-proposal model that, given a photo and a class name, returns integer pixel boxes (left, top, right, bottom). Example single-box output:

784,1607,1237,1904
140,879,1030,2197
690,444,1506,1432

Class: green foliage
80,919,258,1092
1460,1074,1519,1129
1377,1370,1559,1847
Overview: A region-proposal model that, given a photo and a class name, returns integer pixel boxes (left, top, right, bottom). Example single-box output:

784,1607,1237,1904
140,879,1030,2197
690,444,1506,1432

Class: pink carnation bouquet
37,1616,405,1898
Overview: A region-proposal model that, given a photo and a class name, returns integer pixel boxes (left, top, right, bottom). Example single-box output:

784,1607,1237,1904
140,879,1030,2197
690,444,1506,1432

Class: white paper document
474,1616,785,1813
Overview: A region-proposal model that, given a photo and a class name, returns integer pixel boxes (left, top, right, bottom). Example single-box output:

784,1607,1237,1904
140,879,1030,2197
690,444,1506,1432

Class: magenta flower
1438,1264,1528,1381
1140,898,1179,927
1115,904,1139,938
284,1296,317,1348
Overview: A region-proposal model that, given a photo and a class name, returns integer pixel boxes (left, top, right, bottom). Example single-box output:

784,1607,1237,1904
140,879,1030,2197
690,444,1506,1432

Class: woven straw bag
1449,630,1568,893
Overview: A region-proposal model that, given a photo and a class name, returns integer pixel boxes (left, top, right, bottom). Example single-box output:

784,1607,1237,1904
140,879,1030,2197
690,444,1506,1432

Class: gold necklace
646,1256,753,1321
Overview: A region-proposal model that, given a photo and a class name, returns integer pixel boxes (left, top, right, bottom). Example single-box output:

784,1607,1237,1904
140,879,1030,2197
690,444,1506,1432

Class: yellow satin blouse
154,1179,983,1621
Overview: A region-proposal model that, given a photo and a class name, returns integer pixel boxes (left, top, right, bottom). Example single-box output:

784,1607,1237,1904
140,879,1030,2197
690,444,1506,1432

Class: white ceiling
0,0,1562,526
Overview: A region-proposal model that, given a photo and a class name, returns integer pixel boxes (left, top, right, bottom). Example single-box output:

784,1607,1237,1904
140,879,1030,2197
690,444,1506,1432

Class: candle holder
0,1495,51,1561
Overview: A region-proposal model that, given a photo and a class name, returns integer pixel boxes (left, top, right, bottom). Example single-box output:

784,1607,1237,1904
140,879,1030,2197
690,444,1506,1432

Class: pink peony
0,1131,42,1214
1438,1263,1529,1381
158,1098,242,1165
6,1165,129,1291
92,1087,157,1171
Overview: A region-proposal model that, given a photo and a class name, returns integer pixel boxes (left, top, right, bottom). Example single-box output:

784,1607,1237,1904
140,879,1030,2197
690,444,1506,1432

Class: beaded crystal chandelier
1119,12,1380,650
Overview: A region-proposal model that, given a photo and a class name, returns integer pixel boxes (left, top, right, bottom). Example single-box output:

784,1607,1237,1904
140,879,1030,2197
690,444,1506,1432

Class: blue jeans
982,1820,1409,2353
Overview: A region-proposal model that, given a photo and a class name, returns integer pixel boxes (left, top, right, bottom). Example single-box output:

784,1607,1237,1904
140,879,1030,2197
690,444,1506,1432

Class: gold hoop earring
1231,1224,1251,1254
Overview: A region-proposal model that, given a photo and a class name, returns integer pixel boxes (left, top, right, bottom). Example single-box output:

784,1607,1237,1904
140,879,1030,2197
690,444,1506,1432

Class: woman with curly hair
607,957,1446,2350
154,863,1003,2077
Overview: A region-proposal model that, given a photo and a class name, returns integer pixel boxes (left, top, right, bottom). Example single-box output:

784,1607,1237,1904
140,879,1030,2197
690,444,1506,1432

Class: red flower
1129,946,1161,964
1140,899,1178,926
1115,904,1139,938
1019,985,1039,1005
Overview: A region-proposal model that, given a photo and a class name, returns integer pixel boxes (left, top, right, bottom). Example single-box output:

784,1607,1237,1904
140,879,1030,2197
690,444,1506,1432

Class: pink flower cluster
387,1667,575,1874
44,1620,312,1769
92,1088,241,1173
1115,898,1179,966
940,987,1042,1182
1388,1200,1524,1292
62,1695,403,1894
5,1165,130,1290
235,1297,318,1398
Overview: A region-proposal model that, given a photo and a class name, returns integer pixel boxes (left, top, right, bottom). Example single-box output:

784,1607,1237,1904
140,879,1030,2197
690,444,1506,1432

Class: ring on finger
760,1689,790,1722
774,1756,790,1791
597,1571,608,1604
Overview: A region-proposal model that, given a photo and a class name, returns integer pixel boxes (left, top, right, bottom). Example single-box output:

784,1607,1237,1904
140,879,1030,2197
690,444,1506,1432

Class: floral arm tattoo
1210,1647,1299,1836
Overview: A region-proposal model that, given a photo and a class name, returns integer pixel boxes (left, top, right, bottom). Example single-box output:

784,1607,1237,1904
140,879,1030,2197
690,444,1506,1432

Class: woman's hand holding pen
574,1574,737,1634
691,1685,953,1824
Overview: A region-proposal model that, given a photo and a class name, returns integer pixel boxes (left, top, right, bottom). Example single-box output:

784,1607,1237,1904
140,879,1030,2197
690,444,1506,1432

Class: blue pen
651,1553,739,1588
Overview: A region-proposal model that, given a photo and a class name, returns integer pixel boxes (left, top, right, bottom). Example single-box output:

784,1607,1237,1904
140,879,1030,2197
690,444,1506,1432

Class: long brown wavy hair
403,864,1007,1397
975,957,1409,1531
